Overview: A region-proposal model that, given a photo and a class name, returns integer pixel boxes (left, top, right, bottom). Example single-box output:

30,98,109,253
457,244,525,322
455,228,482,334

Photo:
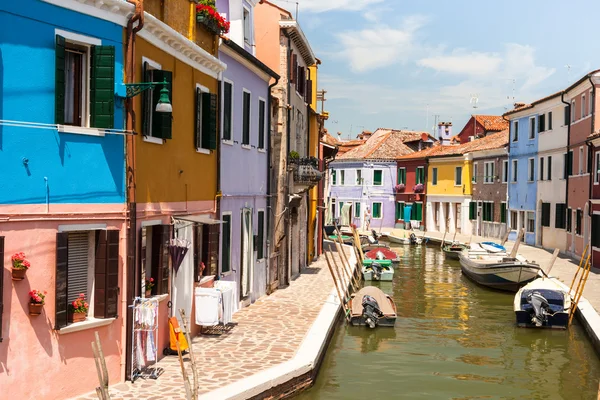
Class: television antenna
470,94,479,109
565,64,572,84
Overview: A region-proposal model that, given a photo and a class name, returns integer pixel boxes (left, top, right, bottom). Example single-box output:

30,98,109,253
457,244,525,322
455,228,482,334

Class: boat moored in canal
364,247,400,264
362,259,394,281
387,232,422,245
349,286,397,328
458,253,542,292
442,243,468,260
514,278,571,329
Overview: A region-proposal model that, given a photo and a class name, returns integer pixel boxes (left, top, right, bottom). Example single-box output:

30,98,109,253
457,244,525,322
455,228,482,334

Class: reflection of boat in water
347,324,398,353
349,287,397,328
514,278,571,329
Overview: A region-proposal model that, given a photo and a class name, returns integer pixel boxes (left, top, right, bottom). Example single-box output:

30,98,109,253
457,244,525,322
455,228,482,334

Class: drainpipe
125,0,144,381
266,75,280,288
588,76,596,224
561,91,571,235
285,33,292,284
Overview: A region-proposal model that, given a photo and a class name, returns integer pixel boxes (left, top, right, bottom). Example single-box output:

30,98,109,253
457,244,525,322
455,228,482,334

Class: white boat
458,252,542,292
514,278,571,329
387,233,422,245
479,242,507,253
466,243,508,257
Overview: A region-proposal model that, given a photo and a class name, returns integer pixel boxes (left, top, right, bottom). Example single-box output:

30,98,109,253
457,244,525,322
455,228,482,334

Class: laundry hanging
169,237,190,274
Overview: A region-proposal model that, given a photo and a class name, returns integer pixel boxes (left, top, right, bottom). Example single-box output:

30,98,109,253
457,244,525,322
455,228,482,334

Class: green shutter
332,170,337,185
469,202,476,220
416,203,423,221
195,88,202,149
259,100,266,149
373,203,381,218
55,232,69,329
355,203,361,218
202,92,217,150
152,70,173,139
55,35,66,125
374,170,382,185
500,203,506,223
221,214,231,273
90,46,115,129
395,203,401,220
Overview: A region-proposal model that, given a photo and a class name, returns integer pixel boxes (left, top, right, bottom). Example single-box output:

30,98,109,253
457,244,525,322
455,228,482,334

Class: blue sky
271,0,600,139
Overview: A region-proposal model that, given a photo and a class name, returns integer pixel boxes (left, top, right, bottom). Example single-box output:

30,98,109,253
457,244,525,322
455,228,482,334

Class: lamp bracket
124,81,169,98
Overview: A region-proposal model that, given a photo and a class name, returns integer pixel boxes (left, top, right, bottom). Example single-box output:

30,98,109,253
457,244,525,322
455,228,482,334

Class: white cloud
417,49,503,76
293,0,385,13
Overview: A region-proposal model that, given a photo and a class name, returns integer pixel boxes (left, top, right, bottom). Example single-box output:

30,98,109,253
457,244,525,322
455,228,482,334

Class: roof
473,115,509,131
338,130,424,160
280,20,316,66
371,128,434,142
503,91,563,117
321,133,340,147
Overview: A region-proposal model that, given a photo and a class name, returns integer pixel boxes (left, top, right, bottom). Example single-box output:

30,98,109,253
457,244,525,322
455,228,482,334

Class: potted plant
394,184,405,193
196,1,230,34
11,252,30,280
145,278,155,297
413,183,424,193
28,289,46,316
69,293,89,323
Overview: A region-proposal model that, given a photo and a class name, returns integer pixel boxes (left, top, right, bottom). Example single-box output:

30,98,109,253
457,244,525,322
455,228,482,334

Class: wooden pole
440,230,447,249
176,339,192,400
92,331,110,400
335,241,360,293
179,309,198,400
509,229,524,259
324,251,351,322
569,244,589,293
543,248,560,278
501,231,510,246
569,255,592,326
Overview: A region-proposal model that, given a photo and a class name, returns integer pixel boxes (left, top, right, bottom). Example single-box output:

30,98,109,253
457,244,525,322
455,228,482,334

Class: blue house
506,108,539,245
0,1,127,398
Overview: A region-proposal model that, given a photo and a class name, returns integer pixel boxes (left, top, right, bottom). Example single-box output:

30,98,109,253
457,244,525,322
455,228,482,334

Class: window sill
258,148,266,153
58,317,116,335
143,136,164,145
58,125,105,137
196,148,211,155
241,144,251,150
222,140,234,146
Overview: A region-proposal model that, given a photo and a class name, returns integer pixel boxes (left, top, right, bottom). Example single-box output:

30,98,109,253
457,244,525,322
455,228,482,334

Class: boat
387,232,422,245
514,278,571,329
466,242,508,256
480,242,506,253
458,252,542,292
362,259,394,281
364,247,400,264
349,286,397,328
442,243,468,260
328,234,354,245
362,243,390,252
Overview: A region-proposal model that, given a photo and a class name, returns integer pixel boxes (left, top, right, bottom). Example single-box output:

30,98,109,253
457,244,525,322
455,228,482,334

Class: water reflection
297,245,600,400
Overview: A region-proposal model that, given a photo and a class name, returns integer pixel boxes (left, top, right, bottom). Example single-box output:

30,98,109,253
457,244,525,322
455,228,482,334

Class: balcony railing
288,156,322,190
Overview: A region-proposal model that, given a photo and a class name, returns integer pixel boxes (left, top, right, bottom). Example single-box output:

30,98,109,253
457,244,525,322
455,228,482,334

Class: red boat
365,247,400,264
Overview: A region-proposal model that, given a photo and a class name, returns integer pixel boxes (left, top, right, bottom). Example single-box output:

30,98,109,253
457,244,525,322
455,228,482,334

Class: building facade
394,157,428,230
455,115,509,144
589,133,600,268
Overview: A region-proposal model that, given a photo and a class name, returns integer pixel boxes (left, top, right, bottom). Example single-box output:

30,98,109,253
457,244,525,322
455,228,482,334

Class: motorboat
362,259,394,281
458,252,542,292
387,232,422,245
349,286,397,328
442,242,468,260
480,242,506,253
466,242,508,257
364,248,400,264
514,278,571,329
328,234,354,245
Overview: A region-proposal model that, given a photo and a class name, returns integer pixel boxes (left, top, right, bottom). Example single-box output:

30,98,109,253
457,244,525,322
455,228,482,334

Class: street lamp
124,79,172,113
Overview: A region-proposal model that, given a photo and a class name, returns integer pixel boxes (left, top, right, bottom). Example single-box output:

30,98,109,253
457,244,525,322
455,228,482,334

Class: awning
175,215,223,225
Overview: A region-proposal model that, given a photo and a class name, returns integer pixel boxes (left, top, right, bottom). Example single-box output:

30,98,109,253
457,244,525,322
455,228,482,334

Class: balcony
288,156,322,194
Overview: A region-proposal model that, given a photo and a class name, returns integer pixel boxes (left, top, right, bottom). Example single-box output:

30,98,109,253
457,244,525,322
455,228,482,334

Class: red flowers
11,252,30,270
196,4,230,33
145,277,155,291
69,293,89,314
29,289,47,305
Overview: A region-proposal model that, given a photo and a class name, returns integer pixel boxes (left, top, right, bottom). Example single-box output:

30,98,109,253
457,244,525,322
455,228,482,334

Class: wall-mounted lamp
124,79,172,113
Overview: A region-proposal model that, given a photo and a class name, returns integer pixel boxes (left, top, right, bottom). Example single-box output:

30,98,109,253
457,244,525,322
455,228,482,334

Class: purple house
217,0,279,304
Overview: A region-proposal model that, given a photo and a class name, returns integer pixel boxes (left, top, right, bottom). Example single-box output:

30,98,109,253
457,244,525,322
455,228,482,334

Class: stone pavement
74,251,346,400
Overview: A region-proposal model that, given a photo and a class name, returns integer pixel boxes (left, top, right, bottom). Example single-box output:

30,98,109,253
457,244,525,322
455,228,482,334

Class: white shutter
67,232,90,303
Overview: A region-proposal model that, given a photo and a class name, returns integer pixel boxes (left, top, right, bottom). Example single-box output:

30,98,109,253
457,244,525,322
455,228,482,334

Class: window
567,208,573,232
340,170,345,186
194,224,218,281
221,214,232,273
372,202,382,219
548,112,553,130
416,167,425,184
397,168,406,185
142,61,173,140
583,94,586,118
455,166,462,186
528,158,535,182
593,214,600,248
55,34,116,129
354,202,361,218
539,157,545,181
482,202,495,222
576,209,583,235
255,210,264,260
538,114,545,132
512,121,519,141
222,81,233,141
472,163,478,183
432,167,438,185
547,156,552,181
195,85,218,151
564,152,572,178
511,211,518,230
527,212,535,233
500,202,507,223
541,203,551,227
395,202,404,220
243,8,252,44
331,199,336,221
242,90,251,145
529,117,536,139
595,152,600,184
55,229,120,329
580,146,585,175
332,170,337,185
555,203,567,229
484,161,495,183
411,202,423,221
469,201,476,220
502,160,508,183
339,201,344,217
258,99,266,149
512,160,518,182
356,169,362,185
564,105,570,126
373,170,383,186
591,92,594,118
572,100,576,122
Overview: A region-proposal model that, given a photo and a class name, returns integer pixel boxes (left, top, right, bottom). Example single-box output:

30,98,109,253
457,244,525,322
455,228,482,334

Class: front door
240,208,254,300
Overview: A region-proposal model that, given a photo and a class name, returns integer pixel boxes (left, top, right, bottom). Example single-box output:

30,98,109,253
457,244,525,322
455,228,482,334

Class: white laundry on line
194,288,221,326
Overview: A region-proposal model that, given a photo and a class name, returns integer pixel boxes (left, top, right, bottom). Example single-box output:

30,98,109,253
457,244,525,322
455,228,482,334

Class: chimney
514,102,526,109
437,122,453,146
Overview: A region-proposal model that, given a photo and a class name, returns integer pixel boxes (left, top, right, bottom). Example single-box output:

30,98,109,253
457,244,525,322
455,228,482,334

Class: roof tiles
474,115,509,131
338,129,429,160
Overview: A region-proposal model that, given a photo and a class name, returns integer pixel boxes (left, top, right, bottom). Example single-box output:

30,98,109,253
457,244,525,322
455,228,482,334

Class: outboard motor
375,251,385,260
362,295,384,329
370,262,384,280
371,229,379,242
409,233,418,244
527,291,550,327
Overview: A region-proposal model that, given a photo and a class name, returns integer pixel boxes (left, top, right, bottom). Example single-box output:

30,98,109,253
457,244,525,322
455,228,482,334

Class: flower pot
11,267,27,281
68,312,87,323
145,290,152,298
29,303,44,316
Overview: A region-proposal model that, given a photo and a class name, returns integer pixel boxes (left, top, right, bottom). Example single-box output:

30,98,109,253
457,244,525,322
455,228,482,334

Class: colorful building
0,1,127,398
588,132,600,268
454,115,509,144
395,153,429,230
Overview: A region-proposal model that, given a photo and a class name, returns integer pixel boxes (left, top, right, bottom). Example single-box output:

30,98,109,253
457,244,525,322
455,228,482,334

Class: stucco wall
427,157,472,196
254,1,283,76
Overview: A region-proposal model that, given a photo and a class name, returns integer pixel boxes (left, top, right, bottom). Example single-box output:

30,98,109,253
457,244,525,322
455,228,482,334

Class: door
240,208,253,299
172,222,193,321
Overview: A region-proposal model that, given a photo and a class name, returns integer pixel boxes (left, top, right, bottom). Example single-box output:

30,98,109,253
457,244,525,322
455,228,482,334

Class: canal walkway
74,249,354,400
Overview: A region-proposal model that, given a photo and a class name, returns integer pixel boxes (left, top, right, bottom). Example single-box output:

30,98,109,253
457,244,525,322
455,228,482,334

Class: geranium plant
394,184,405,192
70,293,89,314
145,277,155,292
196,1,230,34
29,289,47,305
11,252,30,270
413,183,424,193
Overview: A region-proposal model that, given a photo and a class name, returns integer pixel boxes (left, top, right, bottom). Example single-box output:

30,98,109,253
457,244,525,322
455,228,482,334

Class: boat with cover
349,286,397,328
364,247,400,264
458,252,542,292
442,243,468,260
514,278,571,329
362,259,394,281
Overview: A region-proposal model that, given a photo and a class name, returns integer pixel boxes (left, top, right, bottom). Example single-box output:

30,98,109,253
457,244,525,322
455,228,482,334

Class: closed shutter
55,232,69,329
415,203,423,221
94,230,120,319
202,92,218,150
567,208,572,232
541,203,551,227
555,204,565,229
257,211,265,260
564,105,570,126
500,203,507,223
567,151,573,176
152,70,173,139
258,100,266,149
67,232,90,305
490,203,495,222
0,236,4,342
289,52,295,84
242,91,250,145
592,215,600,247
142,62,151,137
293,54,298,84
195,88,203,149
90,45,115,129
223,82,232,141
395,203,401,220
55,35,66,125
469,202,476,220
221,215,232,273
306,79,313,105
538,114,545,132
94,231,107,318
577,210,583,235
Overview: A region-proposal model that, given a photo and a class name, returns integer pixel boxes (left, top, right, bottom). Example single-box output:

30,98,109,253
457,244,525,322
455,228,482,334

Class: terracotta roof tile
474,115,509,131
338,130,427,160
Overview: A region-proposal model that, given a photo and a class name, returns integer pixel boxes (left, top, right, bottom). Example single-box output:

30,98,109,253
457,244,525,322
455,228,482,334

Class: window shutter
223,82,232,141
592,215,600,247
500,204,506,223
538,114,545,132
258,100,266,149
152,70,173,139
221,215,232,273
257,211,264,260
55,35,66,125
564,106,570,126
90,45,115,129
195,88,202,149
293,55,298,84
67,232,90,305
289,52,295,84
416,203,423,221
0,236,4,342
94,230,120,319
94,231,107,318
469,202,476,220
542,203,551,227
158,225,171,295
306,79,313,105
142,62,151,137
55,232,69,329
202,92,218,150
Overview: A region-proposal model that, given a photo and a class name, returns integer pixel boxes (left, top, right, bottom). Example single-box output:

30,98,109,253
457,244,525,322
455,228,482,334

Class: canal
297,245,600,399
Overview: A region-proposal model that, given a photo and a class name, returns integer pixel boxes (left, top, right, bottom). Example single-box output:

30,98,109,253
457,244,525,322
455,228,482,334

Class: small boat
458,252,542,292
387,233,422,245
362,259,394,281
364,248,400,264
514,278,571,329
442,243,468,260
328,234,354,245
362,243,390,252
349,286,397,328
480,242,506,253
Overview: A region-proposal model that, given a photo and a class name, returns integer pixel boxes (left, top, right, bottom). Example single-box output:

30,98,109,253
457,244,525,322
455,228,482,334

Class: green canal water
297,245,600,400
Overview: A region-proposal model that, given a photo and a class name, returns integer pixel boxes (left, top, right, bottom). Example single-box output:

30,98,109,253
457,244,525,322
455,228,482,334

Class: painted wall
426,157,473,196
395,159,427,226
133,38,218,204
254,1,285,77
471,153,508,240
0,1,125,205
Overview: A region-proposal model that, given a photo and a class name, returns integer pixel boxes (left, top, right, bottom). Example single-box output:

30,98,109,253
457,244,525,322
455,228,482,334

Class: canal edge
198,245,357,400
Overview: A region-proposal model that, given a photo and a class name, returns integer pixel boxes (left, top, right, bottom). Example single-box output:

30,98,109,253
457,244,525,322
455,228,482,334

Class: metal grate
67,232,90,303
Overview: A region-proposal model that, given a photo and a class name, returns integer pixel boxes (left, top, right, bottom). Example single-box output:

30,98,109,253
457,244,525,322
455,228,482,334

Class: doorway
240,208,254,300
